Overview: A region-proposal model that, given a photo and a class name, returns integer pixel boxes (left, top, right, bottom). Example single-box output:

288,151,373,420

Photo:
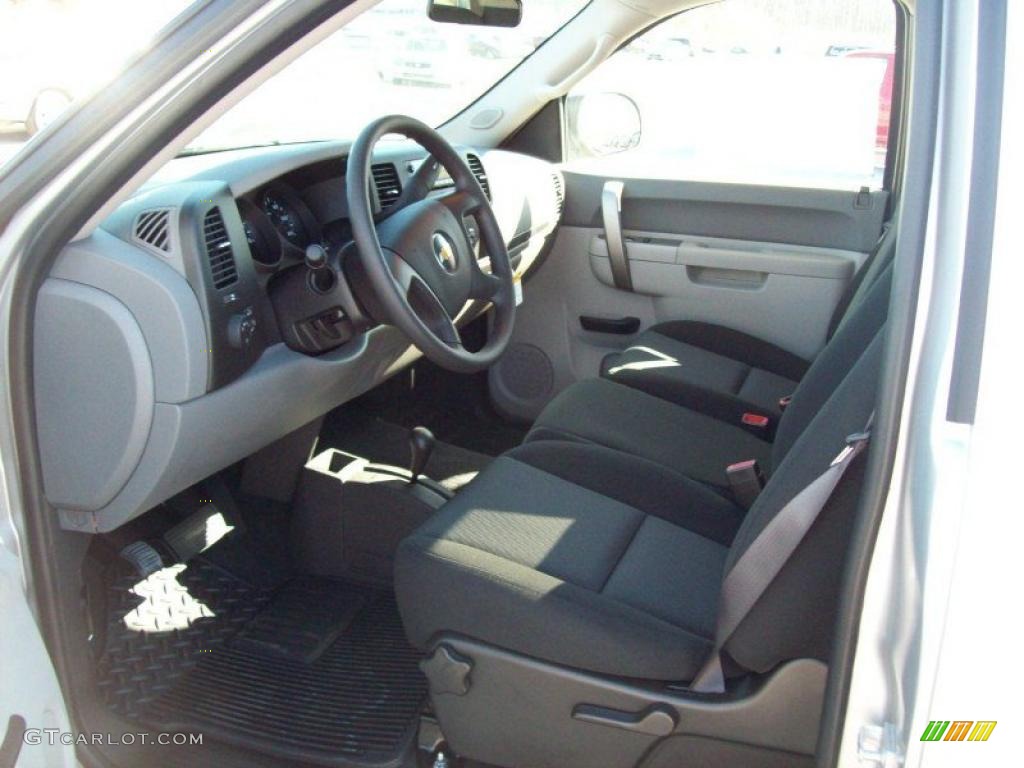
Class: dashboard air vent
466,154,491,200
133,208,172,254
551,173,564,216
371,163,402,211
202,207,238,290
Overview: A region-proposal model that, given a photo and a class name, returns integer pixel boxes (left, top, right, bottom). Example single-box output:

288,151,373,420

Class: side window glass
565,0,896,189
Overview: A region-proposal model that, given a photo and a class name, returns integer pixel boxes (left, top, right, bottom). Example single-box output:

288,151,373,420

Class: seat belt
690,418,873,693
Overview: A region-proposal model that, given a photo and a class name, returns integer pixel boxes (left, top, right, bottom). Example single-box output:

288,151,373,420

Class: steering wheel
346,115,516,373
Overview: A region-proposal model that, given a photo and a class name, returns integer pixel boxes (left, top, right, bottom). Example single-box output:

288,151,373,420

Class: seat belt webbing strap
690,423,873,693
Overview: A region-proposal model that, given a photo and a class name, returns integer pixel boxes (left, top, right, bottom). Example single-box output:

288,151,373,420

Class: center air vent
371,163,402,211
466,154,490,200
133,208,172,254
203,207,238,290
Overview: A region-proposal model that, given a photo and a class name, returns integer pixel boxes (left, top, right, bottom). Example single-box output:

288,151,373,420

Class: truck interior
6,0,947,766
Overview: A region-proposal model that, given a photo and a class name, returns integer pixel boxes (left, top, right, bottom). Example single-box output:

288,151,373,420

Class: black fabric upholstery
723,329,884,673
394,233,894,687
526,377,772,491
395,329,885,683
535,265,893,493
598,225,895,429
395,446,729,680
510,441,745,546
645,321,811,381
826,222,897,339
771,265,891,469
600,333,798,433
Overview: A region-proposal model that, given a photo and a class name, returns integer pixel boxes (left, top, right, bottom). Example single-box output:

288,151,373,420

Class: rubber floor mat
96,560,426,767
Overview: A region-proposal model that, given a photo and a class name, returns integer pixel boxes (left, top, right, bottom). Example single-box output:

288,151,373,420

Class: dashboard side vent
466,154,491,200
203,207,238,290
551,173,564,216
371,163,402,211
133,208,172,254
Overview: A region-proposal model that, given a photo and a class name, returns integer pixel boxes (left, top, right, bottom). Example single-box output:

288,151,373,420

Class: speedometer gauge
262,191,309,247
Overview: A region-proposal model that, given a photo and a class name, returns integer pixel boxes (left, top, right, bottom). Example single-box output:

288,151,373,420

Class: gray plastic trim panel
427,636,826,768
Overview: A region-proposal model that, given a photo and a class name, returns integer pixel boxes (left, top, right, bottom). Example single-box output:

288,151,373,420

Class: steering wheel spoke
383,248,419,293
441,188,483,218
384,248,461,347
407,276,462,348
469,264,504,302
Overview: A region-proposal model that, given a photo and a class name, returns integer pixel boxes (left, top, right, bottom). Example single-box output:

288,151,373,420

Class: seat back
826,221,898,339
771,262,893,473
722,327,885,674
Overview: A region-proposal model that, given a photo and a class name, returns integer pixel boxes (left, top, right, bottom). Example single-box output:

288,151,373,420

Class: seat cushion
395,441,739,681
601,322,807,431
527,377,772,491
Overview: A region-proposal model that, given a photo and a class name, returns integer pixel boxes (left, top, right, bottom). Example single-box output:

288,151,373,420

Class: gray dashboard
36,141,563,532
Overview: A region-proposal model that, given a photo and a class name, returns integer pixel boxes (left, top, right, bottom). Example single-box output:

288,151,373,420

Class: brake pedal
162,502,236,563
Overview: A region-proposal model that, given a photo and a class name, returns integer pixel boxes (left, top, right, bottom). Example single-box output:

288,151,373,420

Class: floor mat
96,559,426,767
321,413,491,492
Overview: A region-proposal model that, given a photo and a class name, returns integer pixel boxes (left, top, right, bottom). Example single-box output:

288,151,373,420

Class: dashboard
34,140,565,532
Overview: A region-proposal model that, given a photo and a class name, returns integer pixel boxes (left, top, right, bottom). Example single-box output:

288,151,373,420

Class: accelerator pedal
118,540,164,579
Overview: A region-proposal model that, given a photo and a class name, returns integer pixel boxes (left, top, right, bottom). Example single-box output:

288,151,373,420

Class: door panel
562,174,888,252
489,175,887,421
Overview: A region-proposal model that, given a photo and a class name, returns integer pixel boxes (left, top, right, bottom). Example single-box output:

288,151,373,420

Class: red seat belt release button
741,412,770,428
726,459,765,509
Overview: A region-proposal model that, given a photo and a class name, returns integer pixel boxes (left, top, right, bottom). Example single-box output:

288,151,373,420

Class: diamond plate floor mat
96,559,426,767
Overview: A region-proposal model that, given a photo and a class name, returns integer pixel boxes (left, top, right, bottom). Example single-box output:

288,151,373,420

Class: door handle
601,180,632,291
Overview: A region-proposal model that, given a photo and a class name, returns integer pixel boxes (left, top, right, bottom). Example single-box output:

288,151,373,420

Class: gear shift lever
408,426,435,484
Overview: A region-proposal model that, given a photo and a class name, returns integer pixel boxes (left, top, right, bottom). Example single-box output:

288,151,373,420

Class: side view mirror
567,92,642,157
428,0,523,28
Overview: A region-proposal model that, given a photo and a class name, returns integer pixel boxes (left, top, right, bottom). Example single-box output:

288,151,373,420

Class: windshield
185,0,590,153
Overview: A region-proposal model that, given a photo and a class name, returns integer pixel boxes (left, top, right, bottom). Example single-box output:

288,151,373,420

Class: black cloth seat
601,322,806,431
528,377,772,491
600,226,896,431
395,441,739,680
528,263,893,489
395,330,886,682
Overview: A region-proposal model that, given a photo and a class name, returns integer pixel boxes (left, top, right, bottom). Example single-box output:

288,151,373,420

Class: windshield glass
185,0,590,153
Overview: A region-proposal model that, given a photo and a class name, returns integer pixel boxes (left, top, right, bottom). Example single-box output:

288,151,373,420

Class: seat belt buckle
726,459,765,509
741,412,770,429
778,395,793,412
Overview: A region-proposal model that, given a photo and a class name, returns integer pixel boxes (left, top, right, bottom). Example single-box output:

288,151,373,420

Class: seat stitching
526,424,603,445
513,440,741,519
598,514,643,598
407,536,714,645
734,365,754,397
